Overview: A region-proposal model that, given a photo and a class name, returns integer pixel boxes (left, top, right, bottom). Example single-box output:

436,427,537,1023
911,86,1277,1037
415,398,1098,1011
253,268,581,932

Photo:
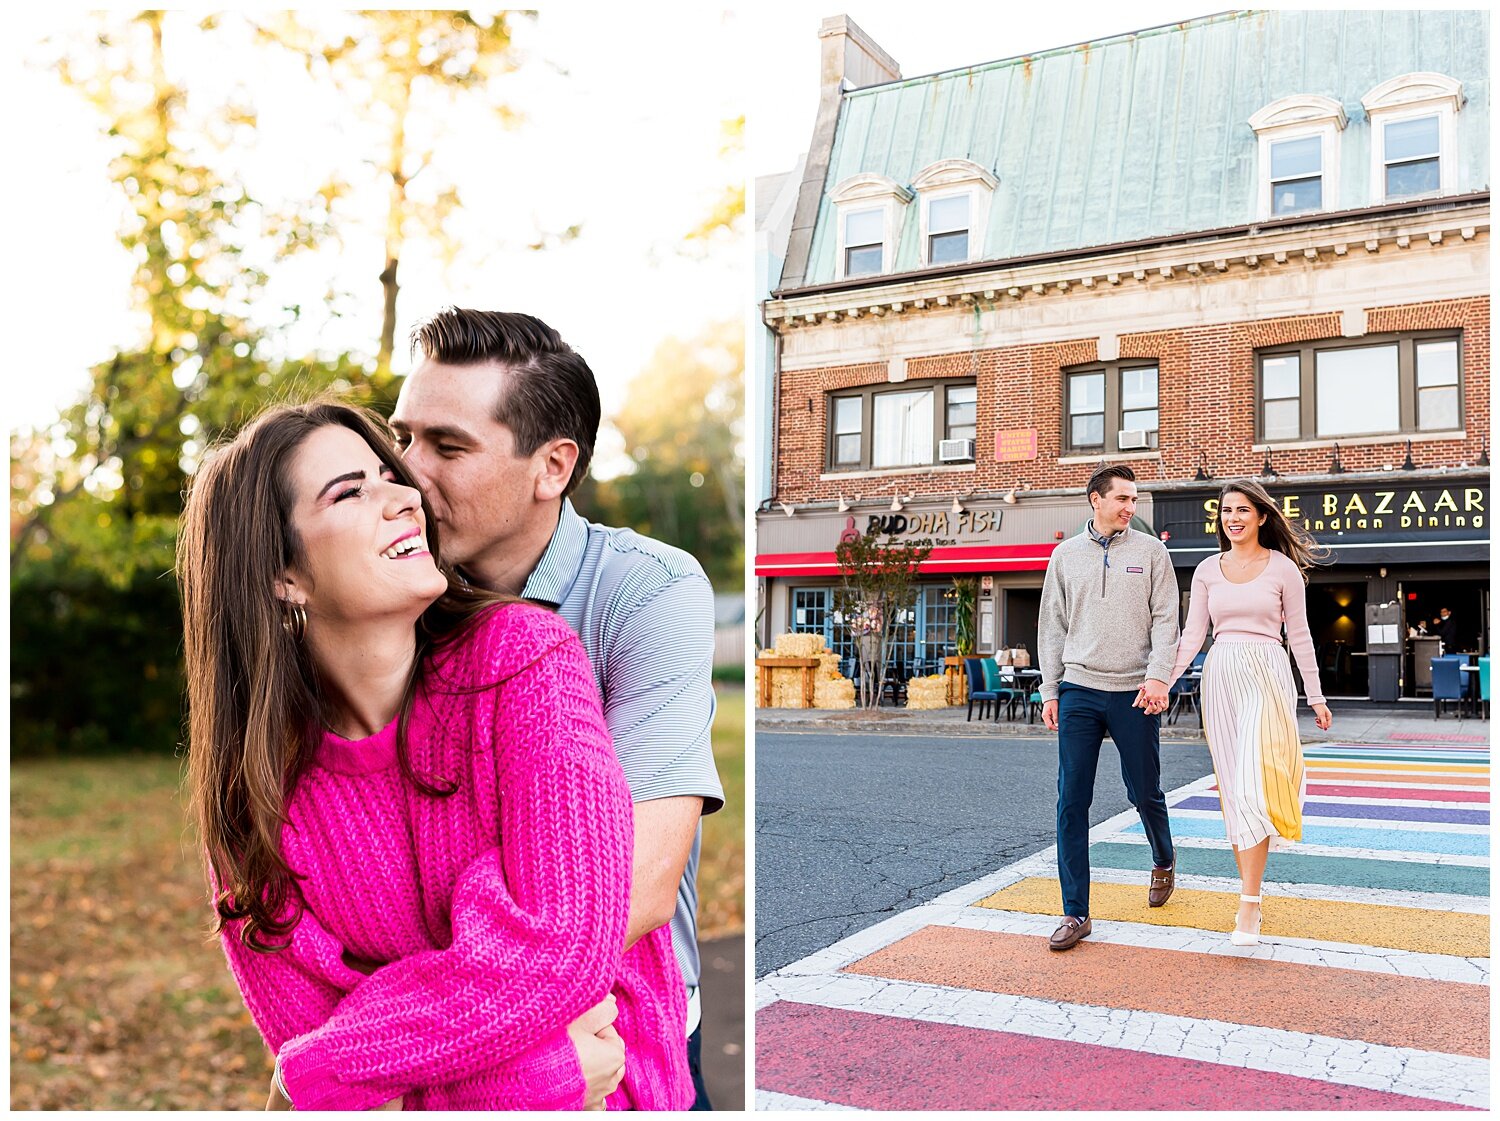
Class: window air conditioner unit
1117,429,1156,451
938,438,975,462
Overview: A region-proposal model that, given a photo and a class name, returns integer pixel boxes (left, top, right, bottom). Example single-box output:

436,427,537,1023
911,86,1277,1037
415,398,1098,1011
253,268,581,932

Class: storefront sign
996,428,1038,462
861,508,1001,545
1156,481,1488,549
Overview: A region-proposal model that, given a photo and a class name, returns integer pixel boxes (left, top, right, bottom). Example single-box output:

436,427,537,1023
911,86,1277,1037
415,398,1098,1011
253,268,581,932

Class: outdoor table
755,656,821,709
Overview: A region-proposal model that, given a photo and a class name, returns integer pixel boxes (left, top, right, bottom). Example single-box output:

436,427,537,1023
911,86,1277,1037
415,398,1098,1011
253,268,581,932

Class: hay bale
815,651,844,680
905,674,951,710
814,678,855,709
773,632,825,658
768,667,807,708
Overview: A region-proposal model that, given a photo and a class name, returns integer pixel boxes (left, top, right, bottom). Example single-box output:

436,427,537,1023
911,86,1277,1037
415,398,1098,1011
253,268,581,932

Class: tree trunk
376,76,412,377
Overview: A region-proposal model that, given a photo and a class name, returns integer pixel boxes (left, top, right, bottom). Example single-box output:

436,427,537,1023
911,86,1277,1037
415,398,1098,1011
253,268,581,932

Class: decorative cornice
1249,93,1348,133
1363,71,1464,114
829,173,913,206
911,158,999,193
763,200,1488,329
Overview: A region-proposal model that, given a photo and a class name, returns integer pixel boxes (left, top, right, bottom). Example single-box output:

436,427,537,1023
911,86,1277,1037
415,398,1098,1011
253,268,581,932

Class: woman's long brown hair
177,400,516,952
1215,477,1331,580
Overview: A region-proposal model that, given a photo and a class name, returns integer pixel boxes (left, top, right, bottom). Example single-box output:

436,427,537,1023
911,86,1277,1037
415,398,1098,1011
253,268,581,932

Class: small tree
834,530,933,709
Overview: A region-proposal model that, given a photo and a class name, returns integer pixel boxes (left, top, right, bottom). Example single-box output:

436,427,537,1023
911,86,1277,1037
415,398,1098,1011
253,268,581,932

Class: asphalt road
755,731,1214,976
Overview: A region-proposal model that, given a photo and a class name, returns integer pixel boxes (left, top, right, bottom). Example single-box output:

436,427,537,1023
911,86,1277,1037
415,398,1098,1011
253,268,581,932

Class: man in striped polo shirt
392,307,726,1108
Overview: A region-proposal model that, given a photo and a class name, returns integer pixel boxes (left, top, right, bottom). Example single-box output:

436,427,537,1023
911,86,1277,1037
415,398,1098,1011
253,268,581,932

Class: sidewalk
756,734,1489,1110
756,697,1490,748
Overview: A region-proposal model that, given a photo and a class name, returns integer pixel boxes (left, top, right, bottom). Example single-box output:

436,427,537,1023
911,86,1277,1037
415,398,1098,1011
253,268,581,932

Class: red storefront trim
755,543,1059,578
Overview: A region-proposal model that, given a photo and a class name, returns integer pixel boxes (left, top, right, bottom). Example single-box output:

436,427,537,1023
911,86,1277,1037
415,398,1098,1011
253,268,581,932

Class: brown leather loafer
1048,915,1092,951
1148,859,1175,907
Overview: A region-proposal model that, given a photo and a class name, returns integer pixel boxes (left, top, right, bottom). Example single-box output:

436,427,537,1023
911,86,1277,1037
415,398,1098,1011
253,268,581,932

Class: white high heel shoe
1230,894,1262,946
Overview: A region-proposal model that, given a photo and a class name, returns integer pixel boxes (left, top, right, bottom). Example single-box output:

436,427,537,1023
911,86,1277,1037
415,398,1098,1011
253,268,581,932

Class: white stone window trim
911,159,998,267
1363,73,1464,203
830,174,912,281
1249,95,1347,222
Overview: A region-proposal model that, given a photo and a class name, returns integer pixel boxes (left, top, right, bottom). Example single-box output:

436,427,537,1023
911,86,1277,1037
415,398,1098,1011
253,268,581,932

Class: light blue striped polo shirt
521,499,724,1023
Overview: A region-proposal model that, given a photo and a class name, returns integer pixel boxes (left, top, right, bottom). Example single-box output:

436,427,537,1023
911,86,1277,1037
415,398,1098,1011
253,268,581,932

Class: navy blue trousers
1056,682,1175,917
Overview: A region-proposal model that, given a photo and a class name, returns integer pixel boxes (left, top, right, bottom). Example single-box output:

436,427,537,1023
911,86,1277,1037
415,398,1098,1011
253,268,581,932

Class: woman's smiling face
1220,491,1267,543
277,424,448,628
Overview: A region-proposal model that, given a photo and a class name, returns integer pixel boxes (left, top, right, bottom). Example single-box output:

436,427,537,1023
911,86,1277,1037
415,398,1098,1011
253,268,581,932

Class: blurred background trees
10,10,745,758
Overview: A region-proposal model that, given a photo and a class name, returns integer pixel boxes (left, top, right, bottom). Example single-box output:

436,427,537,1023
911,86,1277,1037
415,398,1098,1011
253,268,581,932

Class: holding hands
1132,679,1170,717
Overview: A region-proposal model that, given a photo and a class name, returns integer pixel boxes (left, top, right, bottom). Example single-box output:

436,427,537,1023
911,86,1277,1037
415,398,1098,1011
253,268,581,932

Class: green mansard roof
799,9,1489,286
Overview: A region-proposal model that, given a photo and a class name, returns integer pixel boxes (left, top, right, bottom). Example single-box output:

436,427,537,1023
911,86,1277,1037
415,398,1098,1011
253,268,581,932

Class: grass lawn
11,688,746,1109
700,684,745,939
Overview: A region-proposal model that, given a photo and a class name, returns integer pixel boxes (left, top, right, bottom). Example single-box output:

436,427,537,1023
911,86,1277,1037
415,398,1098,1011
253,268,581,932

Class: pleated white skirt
1200,640,1307,851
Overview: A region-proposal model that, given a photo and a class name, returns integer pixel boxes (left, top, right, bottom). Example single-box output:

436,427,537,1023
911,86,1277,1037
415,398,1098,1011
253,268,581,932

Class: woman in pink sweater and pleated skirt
1167,479,1333,948
176,401,692,1110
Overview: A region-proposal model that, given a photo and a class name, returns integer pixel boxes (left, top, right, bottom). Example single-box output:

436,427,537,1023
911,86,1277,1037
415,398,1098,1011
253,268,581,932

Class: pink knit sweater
217,604,692,1111
1168,550,1325,705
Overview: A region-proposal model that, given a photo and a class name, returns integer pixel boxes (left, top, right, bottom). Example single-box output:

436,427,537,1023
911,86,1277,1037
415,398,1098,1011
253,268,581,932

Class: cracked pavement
754,729,1213,975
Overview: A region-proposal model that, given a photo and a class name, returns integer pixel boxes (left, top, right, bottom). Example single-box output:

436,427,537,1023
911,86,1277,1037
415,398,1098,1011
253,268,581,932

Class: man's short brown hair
1086,463,1136,502
410,308,601,497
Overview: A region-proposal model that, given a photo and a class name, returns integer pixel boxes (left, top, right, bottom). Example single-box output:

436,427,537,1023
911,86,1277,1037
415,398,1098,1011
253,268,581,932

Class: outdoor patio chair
963,657,998,721
991,664,1027,722
1431,656,1465,720
1166,653,1207,727
1478,657,1490,721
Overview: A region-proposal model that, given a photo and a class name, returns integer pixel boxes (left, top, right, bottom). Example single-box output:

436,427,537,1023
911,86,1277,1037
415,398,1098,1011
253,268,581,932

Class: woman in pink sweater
1167,479,1333,947
176,401,692,1110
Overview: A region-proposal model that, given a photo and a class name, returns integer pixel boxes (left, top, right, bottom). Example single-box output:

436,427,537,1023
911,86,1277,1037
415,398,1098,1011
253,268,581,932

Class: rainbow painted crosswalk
756,741,1489,1110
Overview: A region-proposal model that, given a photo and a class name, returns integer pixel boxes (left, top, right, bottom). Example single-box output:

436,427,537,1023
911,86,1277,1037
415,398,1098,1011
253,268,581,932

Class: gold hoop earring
281,600,307,644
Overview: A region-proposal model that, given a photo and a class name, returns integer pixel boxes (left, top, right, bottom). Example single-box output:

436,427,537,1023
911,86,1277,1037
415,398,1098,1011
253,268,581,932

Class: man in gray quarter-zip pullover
1037,464,1179,952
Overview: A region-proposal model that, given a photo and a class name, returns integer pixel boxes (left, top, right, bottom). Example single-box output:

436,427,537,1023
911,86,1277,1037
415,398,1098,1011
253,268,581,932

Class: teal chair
981,659,1024,721
1479,657,1490,721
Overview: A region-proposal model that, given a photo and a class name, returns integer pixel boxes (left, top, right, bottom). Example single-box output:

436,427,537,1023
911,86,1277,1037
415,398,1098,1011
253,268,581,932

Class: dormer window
926,194,970,265
1381,114,1440,199
1249,95,1347,221
843,208,885,276
1268,135,1323,215
1363,73,1463,203
829,174,912,281
912,159,997,268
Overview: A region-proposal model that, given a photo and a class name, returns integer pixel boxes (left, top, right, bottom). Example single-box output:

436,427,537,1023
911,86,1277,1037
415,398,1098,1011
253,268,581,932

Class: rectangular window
1257,332,1463,442
1062,362,1159,454
1384,115,1440,198
872,389,935,467
1269,134,1323,215
1416,339,1460,431
1067,372,1105,450
945,384,977,441
831,396,862,466
1316,344,1399,437
1119,365,1159,447
1260,354,1301,441
927,194,970,265
844,208,884,277
825,379,975,471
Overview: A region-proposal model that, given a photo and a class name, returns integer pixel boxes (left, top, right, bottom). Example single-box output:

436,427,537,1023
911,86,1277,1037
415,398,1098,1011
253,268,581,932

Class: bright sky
749,4,1240,178
3,9,745,475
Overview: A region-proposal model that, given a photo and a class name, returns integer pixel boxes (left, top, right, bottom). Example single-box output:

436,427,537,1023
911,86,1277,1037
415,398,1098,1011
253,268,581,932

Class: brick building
755,11,1489,701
